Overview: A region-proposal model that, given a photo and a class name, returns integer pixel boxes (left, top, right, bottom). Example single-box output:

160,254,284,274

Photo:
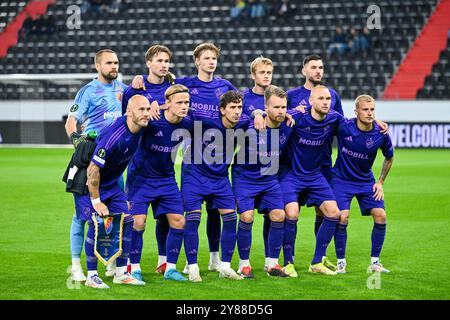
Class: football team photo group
1,0,449,303
65,43,394,289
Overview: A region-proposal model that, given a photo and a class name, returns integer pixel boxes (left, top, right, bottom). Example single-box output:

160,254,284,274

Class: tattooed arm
87,162,109,217
373,157,394,201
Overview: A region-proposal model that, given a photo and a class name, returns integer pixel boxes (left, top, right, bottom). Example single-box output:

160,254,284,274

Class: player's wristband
91,198,101,206
70,132,83,147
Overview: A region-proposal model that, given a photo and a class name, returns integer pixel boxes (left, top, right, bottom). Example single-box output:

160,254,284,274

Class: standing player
281,85,347,276
123,45,174,275
330,95,394,274
65,49,127,281
132,43,243,272
284,54,343,270
241,56,275,271
126,85,193,282
79,95,150,288
234,85,292,278
182,91,249,281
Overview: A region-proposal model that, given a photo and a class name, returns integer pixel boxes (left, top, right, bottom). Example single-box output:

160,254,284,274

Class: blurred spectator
81,0,103,14
247,0,266,18
269,0,296,18
230,0,247,21
21,14,55,37
327,26,350,56
349,27,371,55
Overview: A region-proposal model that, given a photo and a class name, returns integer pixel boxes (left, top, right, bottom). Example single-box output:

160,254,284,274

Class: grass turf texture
0,147,449,300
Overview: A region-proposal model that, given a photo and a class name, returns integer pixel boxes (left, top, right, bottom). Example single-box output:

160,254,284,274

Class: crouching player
126,85,193,281
76,95,151,288
331,95,394,274
233,85,292,278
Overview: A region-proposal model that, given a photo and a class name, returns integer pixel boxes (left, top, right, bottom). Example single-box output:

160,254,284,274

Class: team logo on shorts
366,138,374,149
97,148,106,158
70,104,79,112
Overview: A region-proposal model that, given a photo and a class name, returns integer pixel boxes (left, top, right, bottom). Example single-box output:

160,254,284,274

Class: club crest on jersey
97,148,106,158
280,134,287,145
70,104,79,112
116,93,122,102
215,88,223,99
366,137,374,148
103,217,114,235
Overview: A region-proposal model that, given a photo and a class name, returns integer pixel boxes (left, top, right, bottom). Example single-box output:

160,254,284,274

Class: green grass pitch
0,147,449,300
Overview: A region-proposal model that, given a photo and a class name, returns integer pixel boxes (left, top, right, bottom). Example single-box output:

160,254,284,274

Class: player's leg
335,210,349,273
113,214,145,285
262,213,271,271
314,207,324,236
163,213,187,281
70,211,86,281
356,187,389,273
309,200,340,275
237,210,255,279
368,208,389,272
129,214,147,280
282,202,299,277
218,207,242,280
155,215,169,273
267,209,289,277
206,205,221,271
183,210,202,282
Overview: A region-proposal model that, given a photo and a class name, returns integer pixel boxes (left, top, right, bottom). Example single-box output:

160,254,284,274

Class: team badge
215,88,223,99
103,216,114,235
116,93,122,102
366,137,374,149
70,104,79,112
280,134,287,145
92,214,124,266
97,148,106,158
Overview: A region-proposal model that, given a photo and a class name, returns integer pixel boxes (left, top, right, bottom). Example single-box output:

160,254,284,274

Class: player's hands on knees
149,100,161,120
94,202,110,217
285,113,295,127
375,119,389,135
254,114,266,130
372,182,384,201
131,75,145,90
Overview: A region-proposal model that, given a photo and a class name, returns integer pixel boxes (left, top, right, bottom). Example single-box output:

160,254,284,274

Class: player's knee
240,211,254,223
168,215,185,229
372,209,386,224
133,215,147,230
269,209,285,222
339,211,349,224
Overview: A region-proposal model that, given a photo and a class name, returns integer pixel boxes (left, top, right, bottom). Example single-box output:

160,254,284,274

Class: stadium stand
0,1,29,33
417,38,450,99
0,0,441,100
